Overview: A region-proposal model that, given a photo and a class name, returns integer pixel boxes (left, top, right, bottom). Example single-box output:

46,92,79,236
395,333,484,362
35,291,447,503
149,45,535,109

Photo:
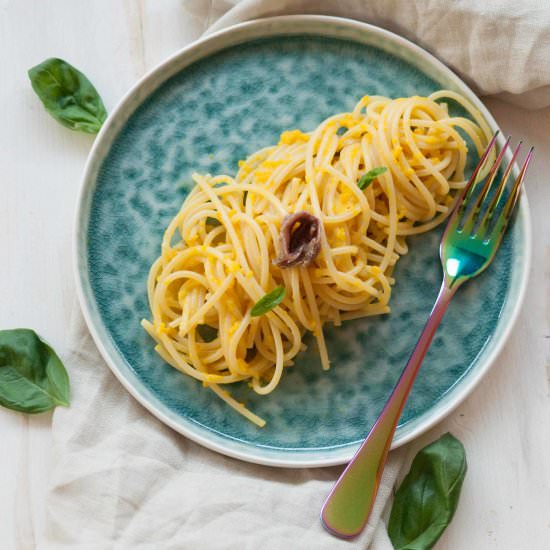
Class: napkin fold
200,0,550,109
42,1,550,548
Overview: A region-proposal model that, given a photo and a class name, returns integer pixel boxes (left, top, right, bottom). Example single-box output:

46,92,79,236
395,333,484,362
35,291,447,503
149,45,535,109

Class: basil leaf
251,286,286,317
358,166,387,189
0,329,70,414
388,432,467,550
28,58,107,134
205,216,221,227
196,324,218,343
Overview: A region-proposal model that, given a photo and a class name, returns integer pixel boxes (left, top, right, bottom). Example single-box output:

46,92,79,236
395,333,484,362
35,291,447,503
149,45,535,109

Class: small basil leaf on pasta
205,217,221,227
388,432,467,550
251,287,286,317
196,324,218,342
0,329,70,414
28,58,107,133
358,166,387,189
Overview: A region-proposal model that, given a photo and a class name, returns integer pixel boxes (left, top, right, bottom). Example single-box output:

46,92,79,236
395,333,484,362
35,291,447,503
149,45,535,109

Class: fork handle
321,281,456,539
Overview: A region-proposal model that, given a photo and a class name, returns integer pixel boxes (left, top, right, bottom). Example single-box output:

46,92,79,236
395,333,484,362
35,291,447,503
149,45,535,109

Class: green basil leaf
205,216,221,227
196,324,218,343
0,329,70,414
388,432,467,550
28,58,107,134
251,286,286,317
358,166,387,189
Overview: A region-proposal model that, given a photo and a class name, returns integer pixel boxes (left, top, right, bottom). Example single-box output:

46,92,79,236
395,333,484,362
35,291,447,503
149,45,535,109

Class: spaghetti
142,91,492,426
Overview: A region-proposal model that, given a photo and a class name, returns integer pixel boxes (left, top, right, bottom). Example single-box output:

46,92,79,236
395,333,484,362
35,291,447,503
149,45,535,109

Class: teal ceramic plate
75,16,531,467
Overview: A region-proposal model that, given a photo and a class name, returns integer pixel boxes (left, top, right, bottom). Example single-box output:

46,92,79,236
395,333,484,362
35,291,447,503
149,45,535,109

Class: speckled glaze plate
75,16,531,467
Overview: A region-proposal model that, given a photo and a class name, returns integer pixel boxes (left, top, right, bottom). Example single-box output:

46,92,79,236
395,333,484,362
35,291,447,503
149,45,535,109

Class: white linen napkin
42,1,550,548
43,301,405,549
198,0,550,109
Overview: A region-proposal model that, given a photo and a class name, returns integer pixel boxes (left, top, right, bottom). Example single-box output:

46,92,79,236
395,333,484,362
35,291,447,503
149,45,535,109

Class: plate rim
74,14,532,468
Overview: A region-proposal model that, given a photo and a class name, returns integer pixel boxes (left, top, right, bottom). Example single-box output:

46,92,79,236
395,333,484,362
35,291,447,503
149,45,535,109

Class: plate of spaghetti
75,16,530,467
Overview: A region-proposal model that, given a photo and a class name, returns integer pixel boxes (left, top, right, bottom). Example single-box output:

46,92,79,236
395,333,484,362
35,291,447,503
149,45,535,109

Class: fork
321,132,533,539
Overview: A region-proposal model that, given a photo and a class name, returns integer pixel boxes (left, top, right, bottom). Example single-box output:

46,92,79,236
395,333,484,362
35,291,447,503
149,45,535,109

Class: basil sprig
358,166,387,189
28,58,107,134
251,287,286,317
388,432,467,550
0,329,70,414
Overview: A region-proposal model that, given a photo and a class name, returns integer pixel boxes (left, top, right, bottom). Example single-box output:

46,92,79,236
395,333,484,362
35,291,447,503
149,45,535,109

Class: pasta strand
142,91,490,426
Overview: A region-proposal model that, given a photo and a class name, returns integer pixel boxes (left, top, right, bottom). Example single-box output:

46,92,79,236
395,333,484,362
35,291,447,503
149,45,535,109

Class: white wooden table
2,2,550,549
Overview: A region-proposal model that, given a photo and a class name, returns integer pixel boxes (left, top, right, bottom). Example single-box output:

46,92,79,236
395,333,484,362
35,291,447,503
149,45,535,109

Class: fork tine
477,141,522,236
449,131,500,222
503,146,534,219
460,136,511,229
488,147,534,243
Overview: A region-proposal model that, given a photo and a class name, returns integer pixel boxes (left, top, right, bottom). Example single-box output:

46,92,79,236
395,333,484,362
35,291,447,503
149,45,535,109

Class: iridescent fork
321,132,533,539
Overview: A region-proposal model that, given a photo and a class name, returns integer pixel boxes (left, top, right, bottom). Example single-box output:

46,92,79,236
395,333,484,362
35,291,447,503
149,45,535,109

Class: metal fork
321,132,533,539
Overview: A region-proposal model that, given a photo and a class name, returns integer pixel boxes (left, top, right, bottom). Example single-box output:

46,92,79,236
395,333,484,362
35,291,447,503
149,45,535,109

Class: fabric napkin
200,0,550,109
42,1,550,548
43,301,405,549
